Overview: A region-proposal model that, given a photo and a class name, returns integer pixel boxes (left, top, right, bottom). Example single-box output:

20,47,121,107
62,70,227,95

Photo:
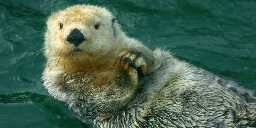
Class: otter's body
43,5,256,128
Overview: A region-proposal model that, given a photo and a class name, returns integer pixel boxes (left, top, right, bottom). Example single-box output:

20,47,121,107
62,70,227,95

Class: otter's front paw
118,49,147,75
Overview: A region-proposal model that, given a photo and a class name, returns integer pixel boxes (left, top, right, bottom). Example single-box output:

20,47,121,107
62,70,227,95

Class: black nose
66,28,85,46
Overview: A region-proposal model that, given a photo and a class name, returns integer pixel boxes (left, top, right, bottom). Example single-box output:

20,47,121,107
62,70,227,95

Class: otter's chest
60,70,131,91
63,71,114,87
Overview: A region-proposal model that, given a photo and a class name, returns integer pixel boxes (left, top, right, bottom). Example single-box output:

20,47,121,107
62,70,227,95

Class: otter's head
45,5,121,62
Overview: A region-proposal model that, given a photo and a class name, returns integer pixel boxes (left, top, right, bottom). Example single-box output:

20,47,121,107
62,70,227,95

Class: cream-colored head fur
45,5,124,68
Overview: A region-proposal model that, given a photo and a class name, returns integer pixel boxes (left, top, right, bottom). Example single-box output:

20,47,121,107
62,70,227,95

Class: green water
0,0,255,127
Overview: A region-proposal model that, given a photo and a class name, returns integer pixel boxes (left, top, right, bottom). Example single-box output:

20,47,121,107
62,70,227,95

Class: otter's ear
112,17,117,37
112,17,116,25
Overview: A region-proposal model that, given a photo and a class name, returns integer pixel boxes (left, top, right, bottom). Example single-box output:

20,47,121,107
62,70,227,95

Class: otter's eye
59,23,63,30
94,23,100,30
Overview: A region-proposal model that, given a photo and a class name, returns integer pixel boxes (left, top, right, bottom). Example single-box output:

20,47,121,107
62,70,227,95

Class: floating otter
42,5,256,128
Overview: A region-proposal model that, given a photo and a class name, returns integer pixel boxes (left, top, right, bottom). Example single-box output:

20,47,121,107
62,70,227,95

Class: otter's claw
118,49,147,75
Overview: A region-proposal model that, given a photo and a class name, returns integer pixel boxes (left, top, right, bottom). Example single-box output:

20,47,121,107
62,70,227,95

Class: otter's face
45,5,116,59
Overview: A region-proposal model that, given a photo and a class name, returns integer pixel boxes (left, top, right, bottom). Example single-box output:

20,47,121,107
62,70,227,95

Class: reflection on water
0,0,255,127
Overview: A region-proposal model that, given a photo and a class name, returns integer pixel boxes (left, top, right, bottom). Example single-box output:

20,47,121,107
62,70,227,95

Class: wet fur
43,5,256,128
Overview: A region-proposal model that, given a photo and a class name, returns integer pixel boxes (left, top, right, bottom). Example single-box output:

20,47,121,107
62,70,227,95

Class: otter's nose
66,28,86,46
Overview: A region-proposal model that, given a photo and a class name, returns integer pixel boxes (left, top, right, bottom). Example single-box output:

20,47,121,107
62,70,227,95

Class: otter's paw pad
118,49,147,75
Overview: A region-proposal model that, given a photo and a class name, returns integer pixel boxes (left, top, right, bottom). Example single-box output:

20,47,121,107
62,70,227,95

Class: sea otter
42,5,256,128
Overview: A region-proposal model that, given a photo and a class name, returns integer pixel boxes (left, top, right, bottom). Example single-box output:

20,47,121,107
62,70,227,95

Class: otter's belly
61,70,132,94
54,70,138,116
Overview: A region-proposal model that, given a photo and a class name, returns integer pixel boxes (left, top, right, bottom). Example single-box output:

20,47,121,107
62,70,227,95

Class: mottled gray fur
43,49,256,128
